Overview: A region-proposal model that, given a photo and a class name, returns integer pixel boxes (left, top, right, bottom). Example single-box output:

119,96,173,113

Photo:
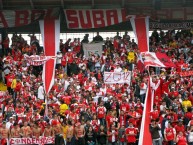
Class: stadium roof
0,0,193,10
0,0,193,33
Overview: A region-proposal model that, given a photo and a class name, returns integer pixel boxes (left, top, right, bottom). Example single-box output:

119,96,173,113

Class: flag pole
45,93,48,117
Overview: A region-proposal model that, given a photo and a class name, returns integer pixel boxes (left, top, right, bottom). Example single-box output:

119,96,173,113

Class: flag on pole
39,18,60,94
137,53,145,73
130,16,149,52
39,18,60,116
138,78,153,145
144,52,176,68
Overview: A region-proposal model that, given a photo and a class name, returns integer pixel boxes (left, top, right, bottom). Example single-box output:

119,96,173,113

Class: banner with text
0,8,59,28
83,42,103,58
150,22,193,30
24,54,53,66
104,72,131,84
64,9,126,29
9,137,54,145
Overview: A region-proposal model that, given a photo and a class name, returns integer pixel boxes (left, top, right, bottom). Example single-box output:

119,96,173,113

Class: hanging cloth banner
39,18,60,94
130,16,149,53
0,8,59,28
64,9,126,29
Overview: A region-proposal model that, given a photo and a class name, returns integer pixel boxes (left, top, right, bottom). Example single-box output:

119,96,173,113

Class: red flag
39,18,60,94
137,53,145,73
130,16,149,52
138,79,153,145
144,52,176,68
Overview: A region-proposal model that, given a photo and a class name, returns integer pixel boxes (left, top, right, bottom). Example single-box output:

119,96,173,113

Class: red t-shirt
164,127,175,141
125,127,138,143
6,74,15,87
177,135,187,145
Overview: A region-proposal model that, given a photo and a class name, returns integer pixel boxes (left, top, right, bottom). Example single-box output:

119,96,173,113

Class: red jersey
175,125,185,135
164,127,176,141
106,115,114,128
177,135,187,145
150,110,160,120
6,74,15,87
120,103,130,112
119,115,126,126
97,106,106,119
125,127,138,143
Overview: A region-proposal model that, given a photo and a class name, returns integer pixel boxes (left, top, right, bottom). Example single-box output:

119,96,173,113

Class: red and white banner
24,54,53,66
9,137,54,145
179,71,193,77
39,18,60,94
64,9,126,29
104,72,131,84
0,9,59,28
139,80,152,145
143,52,176,68
130,16,149,52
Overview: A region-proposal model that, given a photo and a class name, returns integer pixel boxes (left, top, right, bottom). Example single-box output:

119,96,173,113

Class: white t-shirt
38,85,44,100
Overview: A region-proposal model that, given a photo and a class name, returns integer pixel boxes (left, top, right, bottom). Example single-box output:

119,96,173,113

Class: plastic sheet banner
9,137,54,145
83,42,103,58
104,72,131,84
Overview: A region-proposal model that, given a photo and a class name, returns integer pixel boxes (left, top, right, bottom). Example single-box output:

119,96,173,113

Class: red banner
0,9,59,28
64,9,126,29
130,16,149,52
39,18,59,94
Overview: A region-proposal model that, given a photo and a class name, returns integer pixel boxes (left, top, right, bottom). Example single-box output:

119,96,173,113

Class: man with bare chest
21,121,31,137
10,123,21,138
32,122,42,138
53,122,64,145
66,120,74,145
43,123,53,137
74,122,85,145
0,122,9,145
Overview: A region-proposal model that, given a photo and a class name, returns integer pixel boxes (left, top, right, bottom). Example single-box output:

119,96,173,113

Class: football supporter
1,30,193,145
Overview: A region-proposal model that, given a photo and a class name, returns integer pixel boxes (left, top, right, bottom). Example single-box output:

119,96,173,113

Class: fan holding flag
130,15,176,145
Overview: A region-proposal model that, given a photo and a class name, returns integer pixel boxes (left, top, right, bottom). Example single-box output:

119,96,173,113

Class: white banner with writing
83,43,103,58
9,137,54,145
104,72,131,84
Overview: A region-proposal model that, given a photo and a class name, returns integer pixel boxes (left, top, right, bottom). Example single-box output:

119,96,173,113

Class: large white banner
83,43,103,58
104,72,131,84
9,137,54,145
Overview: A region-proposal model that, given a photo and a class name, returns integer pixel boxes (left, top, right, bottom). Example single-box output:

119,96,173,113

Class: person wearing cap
74,121,85,145
6,116,14,130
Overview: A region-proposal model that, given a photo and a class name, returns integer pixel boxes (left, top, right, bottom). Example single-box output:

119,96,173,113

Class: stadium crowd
0,29,193,145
